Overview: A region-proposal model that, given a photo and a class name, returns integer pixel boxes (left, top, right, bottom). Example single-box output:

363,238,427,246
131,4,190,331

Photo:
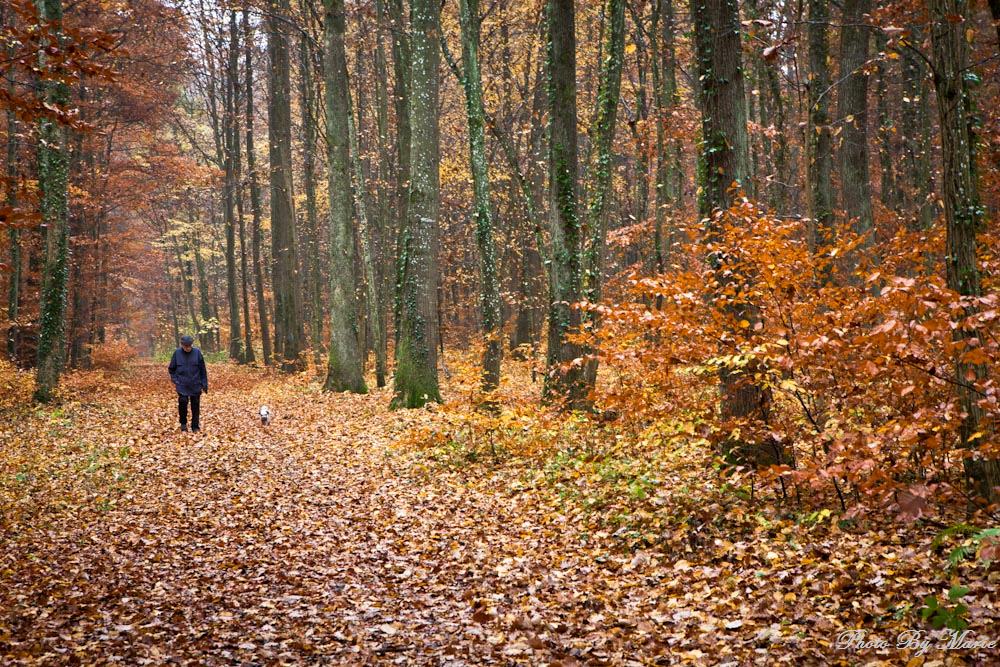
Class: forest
2,0,1000,663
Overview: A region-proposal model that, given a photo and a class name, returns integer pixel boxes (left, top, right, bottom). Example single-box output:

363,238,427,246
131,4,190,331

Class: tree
231,12,255,364
456,0,502,395
370,0,393,388
582,0,626,303
693,0,776,465
387,0,412,351
652,0,681,272
929,0,1000,503
190,222,216,352
750,0,788,214
244,9,272,366
223,10,244,362
392,0,443,408
347,97,385,393
170,213,201,343
900,25,935,231
508,17,547,355
266,0,305,372
874,33,900,210
298,28,324,368
322,0,367,393
807,0,834,275
34,0,71,402
625,0,650,233
543,0,586,408
693,0,752,214
580,0,626,390
836,0,874,266
4,2,21,361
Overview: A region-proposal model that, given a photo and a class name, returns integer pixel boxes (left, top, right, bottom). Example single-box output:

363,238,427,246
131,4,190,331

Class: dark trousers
178,393,201,428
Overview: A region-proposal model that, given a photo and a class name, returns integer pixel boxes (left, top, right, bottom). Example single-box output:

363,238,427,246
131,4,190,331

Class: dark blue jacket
168,347,208,396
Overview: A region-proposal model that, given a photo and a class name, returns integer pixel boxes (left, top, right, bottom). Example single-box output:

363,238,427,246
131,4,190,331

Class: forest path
8,363,990,665
1,363,675,665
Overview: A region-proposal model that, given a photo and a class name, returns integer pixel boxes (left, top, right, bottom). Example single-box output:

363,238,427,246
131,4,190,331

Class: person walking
168,334,208,432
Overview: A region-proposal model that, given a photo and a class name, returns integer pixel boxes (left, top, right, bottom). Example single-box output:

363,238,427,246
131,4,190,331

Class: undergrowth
0,384,136,534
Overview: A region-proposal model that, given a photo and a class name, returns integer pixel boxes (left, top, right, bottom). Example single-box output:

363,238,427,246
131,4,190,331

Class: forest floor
1,360,998,665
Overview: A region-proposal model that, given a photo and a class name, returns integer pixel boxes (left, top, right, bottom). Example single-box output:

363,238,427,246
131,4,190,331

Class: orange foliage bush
0,357,34,416
89,339,138,372
589,199,999,519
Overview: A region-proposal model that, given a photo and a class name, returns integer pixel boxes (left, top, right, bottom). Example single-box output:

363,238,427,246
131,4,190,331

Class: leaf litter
1,362,998,665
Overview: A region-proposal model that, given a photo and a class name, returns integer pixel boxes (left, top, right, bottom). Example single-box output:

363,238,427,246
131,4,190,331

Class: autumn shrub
589,199,999,520
405,200,998,525
89,339,138,371
0,357,34,417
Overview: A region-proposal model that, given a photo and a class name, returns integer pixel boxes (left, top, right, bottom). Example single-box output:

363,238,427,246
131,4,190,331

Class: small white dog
259,405,271,426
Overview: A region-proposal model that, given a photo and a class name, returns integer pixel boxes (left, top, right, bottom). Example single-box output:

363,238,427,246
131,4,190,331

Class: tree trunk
626,1,649,234
764,51,787,214
67,189,86,369
229,14,253,363
392,0,442,408
543,0,586,408
224,10,244,362
34,0,71,402
208,204,223,342
457,0,502,394
267,0,306,372
836,0,874,260
231,10,254,363
387,0,411,352
347,98,387,391
244,10,272,366
236,155,255,363
75,145,93,364
929,0,1000,503
807,0,834,278
874,33,900,211
190,223,215,351
652,0,681,272
5,49,20,361
694,0,752,210
510,38,547,354
172,228,200,338
900,25,935,231
321,0,367,393
372,0,393,387
164,252,181,347
299,30,324,368
582,0,626,390
694,0,776,467
583,0,626,296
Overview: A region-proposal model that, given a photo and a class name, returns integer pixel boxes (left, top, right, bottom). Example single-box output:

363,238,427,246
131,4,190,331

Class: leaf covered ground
1,361,998,665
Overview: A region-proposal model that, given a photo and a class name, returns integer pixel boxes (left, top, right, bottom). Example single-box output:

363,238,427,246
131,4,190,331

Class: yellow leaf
738,319,751,329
